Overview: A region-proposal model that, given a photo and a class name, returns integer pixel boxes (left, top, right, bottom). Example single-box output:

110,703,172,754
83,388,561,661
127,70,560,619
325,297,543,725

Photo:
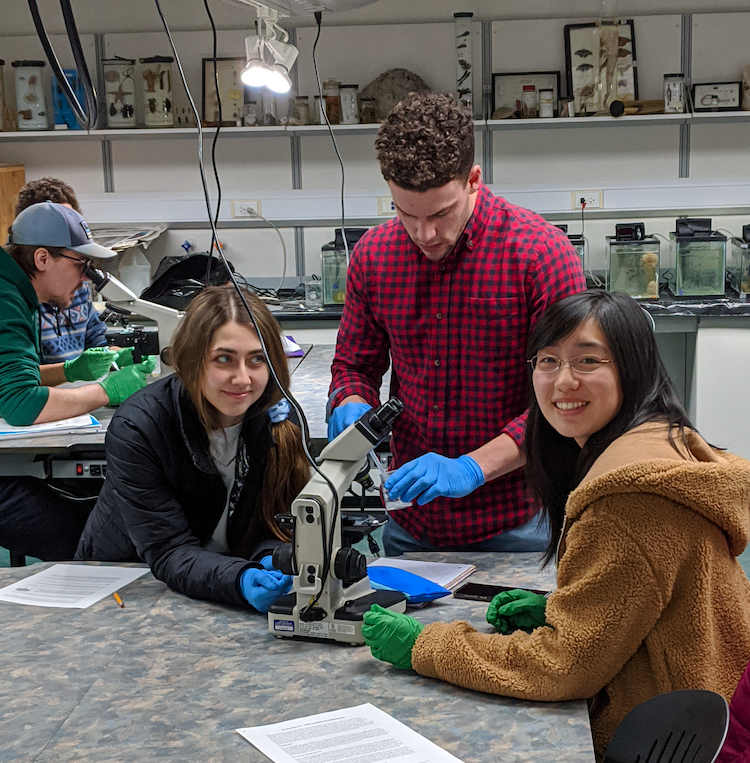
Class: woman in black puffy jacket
76,285,309,610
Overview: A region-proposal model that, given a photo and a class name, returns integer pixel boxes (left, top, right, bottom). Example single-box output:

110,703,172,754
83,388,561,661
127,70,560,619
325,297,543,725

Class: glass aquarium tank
673,236,727,297
568,234,586,270
321,228,368,306
668,218,727,298
607,237,660,299
728,236,750,299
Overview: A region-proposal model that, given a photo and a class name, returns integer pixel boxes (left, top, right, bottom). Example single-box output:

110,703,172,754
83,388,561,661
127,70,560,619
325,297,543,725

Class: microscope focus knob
334,548,367,583
272,543,297,576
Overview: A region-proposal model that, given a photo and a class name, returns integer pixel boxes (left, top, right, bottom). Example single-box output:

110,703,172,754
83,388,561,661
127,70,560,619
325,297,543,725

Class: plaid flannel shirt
330,184,586,546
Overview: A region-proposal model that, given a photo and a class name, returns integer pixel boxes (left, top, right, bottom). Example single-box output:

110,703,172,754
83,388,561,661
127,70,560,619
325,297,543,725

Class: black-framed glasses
55,252,93,273
528,354,616,374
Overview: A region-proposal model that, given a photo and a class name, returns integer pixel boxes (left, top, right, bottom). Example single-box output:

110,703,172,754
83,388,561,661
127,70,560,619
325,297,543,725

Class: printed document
237,703,463,763
0,564,149,608
0,414,100,440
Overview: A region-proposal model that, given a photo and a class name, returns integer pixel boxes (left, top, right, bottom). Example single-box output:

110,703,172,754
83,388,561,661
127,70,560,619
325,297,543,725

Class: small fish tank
321,227,368,306
728,228,750,299
607,236,660,299
670,219,727,297
568,234,586,269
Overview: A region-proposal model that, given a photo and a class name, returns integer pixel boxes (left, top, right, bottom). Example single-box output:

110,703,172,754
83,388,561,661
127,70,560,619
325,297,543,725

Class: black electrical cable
154,0,340,616
203,0,223,285
312,11,349,263
27,0,98,129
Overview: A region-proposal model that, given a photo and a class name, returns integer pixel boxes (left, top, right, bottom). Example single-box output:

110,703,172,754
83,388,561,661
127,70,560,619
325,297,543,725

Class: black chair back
603,689,729,763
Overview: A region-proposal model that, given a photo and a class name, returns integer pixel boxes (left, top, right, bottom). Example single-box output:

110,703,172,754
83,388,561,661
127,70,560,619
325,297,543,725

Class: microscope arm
88,269,183,371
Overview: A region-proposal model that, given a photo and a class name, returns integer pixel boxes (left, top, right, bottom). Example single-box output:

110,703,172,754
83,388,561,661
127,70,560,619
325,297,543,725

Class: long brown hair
170,285,309,543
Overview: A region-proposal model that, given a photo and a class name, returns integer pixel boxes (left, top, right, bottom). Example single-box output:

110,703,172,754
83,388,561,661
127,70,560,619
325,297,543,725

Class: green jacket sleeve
0,289,49,426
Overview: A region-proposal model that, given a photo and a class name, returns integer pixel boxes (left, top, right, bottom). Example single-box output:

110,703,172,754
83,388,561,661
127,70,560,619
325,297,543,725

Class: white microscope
269,398,407,644
85,265,183,373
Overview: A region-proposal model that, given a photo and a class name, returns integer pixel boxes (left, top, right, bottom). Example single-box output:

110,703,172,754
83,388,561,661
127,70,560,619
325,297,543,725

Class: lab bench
0,554,595,762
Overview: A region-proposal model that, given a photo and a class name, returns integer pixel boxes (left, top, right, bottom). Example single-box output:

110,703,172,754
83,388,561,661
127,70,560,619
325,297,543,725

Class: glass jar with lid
12,60,48,130
293,95,310,125
322,78,341,124
103,57,137,128
663,73,685,114
139,56,174,127
360,97,377,123
538,88,554,119
339,84,360,124
522,84,538,118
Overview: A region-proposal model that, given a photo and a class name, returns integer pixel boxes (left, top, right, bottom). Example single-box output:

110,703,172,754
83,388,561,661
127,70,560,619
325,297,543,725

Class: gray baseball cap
9,201,117,260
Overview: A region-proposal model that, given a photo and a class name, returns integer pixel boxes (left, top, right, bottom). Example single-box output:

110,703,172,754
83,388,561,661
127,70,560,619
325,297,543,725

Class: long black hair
524,290,694,565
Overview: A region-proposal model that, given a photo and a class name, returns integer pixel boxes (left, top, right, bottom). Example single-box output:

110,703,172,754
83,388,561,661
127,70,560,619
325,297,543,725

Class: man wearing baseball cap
0,201,154,559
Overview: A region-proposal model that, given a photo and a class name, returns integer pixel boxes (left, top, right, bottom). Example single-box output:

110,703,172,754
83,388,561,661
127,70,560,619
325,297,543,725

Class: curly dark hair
374,93,475,191
15,177,81,216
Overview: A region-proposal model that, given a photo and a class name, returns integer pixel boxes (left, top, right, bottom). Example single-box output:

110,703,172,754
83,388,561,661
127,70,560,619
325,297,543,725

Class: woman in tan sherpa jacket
363,290,750,760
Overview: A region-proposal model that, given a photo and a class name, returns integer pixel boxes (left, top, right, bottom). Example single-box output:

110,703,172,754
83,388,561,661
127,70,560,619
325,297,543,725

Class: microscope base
268,589,407,645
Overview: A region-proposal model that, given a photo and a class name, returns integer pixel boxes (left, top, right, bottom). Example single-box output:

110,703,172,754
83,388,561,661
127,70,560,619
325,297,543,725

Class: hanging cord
27,0,98,129
312,11,350,264
203,0,223,285
154,0,339,615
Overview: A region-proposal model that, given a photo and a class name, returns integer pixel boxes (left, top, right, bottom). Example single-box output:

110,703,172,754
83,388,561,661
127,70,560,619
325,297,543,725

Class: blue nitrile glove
268,398,290,424
327,401,372,441
486,589,549,634
258,555,288,578
385,453,485,506
98,357,156,406
239,567,293,612
63,347,119,382
362,603,425,669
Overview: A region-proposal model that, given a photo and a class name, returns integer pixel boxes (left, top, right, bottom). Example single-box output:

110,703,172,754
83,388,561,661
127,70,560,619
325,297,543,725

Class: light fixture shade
265,65,292,93
241,33,298,92
240,61,270,87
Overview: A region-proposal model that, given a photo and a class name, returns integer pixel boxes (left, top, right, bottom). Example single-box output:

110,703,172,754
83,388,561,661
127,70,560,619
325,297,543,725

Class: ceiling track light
238,2,299,94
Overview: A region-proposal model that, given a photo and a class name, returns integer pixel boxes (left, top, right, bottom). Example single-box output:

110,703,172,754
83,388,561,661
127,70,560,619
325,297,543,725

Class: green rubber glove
362,603,424,669
98,357,156,406
112,347,136,367
63,347,119,382
486,589,548,634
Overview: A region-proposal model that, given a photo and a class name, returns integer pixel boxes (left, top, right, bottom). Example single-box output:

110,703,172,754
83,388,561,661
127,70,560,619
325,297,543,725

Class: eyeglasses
55,252,93,273
529,354,616,374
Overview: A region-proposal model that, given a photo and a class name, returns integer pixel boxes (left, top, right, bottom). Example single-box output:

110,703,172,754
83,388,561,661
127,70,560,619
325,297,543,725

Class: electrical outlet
231,200,262,218
377,196,396,216
572,191,603,210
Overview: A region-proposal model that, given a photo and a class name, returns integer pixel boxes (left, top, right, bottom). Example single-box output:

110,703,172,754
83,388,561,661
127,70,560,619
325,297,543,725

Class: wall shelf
3,109,749,144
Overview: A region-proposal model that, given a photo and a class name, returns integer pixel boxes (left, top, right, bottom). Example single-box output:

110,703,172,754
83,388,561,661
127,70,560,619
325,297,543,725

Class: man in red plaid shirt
328,93,586,554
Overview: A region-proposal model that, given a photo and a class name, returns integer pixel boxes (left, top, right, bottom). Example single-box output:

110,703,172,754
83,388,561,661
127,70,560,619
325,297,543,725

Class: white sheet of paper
0,414,101,439
237,703,464,763
0,564,149,608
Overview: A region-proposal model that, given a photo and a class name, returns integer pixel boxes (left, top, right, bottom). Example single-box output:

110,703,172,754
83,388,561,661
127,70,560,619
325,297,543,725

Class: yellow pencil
113,592,124,608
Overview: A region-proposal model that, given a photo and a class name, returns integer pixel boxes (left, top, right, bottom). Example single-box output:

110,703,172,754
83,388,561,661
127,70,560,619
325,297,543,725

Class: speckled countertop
0,554,595,763
291,344,391,441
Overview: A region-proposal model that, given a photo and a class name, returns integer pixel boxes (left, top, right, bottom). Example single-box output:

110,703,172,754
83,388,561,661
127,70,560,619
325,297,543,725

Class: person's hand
327,401,372,441
259,555,282,572
385,453,485,506
63,347,119,382
362,603,424,669
239,567,292,612
112,347,136,367
98,357,156,406
268,398,290,424
486,589,548,634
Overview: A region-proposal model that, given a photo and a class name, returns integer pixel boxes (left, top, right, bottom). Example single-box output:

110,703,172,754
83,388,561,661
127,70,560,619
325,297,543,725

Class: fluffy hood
568,423,750,557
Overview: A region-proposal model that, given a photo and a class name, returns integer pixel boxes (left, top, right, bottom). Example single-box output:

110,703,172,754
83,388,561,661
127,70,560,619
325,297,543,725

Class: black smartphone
453,582,550,602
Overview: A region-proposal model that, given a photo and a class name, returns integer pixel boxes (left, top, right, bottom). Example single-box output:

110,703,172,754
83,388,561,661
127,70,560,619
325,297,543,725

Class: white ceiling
2,0,748,36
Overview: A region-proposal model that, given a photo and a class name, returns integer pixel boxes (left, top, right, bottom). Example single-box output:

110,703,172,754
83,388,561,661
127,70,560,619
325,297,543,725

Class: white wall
1,9,750,283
